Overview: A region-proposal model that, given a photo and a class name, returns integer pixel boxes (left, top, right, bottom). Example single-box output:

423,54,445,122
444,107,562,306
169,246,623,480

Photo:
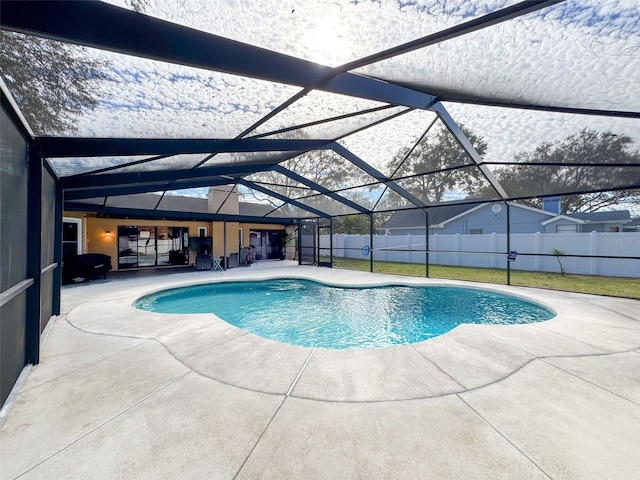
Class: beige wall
65,211,287,270
210,221,239,259
84,216,211,270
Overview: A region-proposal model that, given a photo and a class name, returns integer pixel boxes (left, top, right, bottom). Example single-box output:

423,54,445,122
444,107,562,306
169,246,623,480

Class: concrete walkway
1,262,639,479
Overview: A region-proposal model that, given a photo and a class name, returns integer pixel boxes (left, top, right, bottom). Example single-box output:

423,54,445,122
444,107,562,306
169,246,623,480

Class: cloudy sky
9,0,639,202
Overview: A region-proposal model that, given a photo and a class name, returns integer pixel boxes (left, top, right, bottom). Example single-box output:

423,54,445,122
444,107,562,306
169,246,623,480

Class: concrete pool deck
1,261,639,479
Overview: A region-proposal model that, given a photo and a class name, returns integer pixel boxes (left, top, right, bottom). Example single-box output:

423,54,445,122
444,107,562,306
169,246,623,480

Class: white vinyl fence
321,232,640,278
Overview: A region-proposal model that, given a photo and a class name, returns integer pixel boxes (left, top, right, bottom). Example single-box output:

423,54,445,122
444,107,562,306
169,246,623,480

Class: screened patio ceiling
1,0,638,221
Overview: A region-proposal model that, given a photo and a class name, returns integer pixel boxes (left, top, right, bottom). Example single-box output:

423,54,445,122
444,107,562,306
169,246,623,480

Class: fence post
369,215,373,273
433,234,438,265
407,234,412,263
534,232,541,272
590,231,597,275
381,233,387,262
491,232,497,268
455,233,460,266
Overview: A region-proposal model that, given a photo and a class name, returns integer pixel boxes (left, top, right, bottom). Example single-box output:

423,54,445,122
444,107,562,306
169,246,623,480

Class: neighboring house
381,198,632,235
541,210,633,233
63,186,292,271
623,217,640,232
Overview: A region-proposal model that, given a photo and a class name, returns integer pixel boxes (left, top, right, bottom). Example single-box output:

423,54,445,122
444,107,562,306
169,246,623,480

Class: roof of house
381,204,477,229
382,201,632,230
239,202,274,217
567,210,631,222
68,193,275,217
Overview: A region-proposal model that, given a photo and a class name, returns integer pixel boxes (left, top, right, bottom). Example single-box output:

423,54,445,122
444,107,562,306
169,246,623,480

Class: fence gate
299,219,317,265
318,218,332,267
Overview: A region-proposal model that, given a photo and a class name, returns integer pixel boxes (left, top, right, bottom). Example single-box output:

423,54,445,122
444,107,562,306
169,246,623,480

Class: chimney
208,185,239,214
542,196,561,214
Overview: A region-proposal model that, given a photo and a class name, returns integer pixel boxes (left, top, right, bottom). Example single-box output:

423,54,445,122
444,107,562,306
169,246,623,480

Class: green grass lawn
327,257,640,300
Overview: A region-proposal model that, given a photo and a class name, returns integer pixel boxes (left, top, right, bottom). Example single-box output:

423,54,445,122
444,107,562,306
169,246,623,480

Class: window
238,227,243,248
469,228,483,235
62,217,82,259
609,226,619,233
198,227,207,237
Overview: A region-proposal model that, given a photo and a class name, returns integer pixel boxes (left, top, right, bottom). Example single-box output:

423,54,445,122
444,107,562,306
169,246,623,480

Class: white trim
583,219,631,224
436,204,486,227
542,215,585,226
436,201,557,229
63,217,83,255
0,365,32,428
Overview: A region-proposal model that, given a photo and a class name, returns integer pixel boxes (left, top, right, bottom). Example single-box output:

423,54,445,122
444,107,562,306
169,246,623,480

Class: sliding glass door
137,226,156,267
118,225,189,269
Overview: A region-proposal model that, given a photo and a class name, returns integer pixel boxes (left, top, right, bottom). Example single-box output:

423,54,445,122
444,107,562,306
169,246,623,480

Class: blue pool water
135,279,555,349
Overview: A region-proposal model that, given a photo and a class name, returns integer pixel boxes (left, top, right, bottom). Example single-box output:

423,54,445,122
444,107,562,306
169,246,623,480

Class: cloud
356,0,640,113
8,0,637,191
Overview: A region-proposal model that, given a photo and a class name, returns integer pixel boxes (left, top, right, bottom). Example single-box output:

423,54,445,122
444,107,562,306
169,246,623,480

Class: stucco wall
67,213,286,270
436,205,552,235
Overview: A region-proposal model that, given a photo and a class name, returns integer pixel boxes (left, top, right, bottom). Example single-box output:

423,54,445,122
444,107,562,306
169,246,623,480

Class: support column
506,202,511,285
329,218,333,267
297,222,302,265
425,209,429,278
369,213,374,273
25,141,42,365
52,181,63,315
223,219,227,270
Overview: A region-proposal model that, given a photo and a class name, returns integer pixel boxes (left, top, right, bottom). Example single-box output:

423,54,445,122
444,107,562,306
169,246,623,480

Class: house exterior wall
386,205,557,235
542,221,625,233
433,205,552,235
66,212,286,271
83,216,210,270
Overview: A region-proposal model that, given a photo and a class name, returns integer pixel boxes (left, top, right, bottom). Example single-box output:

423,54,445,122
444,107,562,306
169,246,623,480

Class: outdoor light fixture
105,230,111,237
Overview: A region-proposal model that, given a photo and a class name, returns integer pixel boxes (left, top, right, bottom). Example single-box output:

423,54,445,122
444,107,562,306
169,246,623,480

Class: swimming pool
135,278,555,349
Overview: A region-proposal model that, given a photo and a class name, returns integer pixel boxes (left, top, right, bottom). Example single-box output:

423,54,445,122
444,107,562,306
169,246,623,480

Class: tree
244,149,365,216
550,248,566,276
0,0,150,135
381,124,489,208
0,31,110,135
491,129,640,213
333,215,370,234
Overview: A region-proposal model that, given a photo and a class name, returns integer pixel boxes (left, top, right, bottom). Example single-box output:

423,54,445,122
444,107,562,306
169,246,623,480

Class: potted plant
275,230,297,260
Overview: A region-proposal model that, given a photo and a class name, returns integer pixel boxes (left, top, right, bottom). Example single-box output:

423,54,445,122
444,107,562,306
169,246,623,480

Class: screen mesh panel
49,156,150,177
101,0,521,67
245,90,389,137
254,106,409,141
1,32,299,138
356,0,640,113
338,110,439,172
0,107,28,289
